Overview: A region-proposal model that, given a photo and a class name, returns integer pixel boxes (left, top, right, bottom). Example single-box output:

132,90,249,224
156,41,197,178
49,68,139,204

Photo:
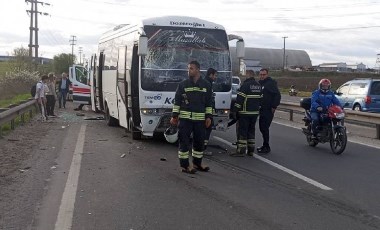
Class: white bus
89,16,245,140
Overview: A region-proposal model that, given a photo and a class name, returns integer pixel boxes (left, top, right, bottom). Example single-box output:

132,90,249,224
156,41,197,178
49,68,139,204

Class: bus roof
142,16,225,30
99,15,225,43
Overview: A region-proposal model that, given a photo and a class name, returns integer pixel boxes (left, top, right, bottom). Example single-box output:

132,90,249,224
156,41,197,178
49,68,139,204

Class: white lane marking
213,136,333,191
273,121,380,150
55,124,86,230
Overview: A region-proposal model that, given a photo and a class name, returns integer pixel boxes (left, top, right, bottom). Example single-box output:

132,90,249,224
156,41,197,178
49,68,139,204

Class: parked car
335,78,380,112
231,83,240,101
232,76,241,86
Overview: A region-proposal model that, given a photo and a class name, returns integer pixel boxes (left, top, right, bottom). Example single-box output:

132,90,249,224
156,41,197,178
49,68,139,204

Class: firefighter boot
247,146,255,156
192,158,210,172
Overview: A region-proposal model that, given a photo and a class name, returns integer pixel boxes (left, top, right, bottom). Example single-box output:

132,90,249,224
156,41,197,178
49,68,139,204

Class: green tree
6,47,53,74
53,53,76,74
8,47,34,71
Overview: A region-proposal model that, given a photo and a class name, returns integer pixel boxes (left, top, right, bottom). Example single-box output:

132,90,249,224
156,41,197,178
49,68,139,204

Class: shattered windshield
141,26,231,92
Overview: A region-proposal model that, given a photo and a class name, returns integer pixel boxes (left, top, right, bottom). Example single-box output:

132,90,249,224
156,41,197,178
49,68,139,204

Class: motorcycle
300,98,347,155
289,87,298,96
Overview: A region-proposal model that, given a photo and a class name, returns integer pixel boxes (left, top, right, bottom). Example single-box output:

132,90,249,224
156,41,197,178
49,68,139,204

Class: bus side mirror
236,40,245,58
138,35,148,56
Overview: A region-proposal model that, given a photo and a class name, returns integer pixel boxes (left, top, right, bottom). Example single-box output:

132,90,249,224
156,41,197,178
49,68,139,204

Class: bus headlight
141,108,164,115
214,109,229,115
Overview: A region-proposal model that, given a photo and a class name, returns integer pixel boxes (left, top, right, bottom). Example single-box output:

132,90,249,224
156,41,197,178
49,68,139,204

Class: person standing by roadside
35,75,49,121
45,72,57,117
170,60,213,174
230,70,261,157
257,68,281,155
203,67,217,155
57,72,71,109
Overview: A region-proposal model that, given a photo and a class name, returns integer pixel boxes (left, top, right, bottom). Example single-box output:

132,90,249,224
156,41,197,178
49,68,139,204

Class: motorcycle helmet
164,125,178,143
319,78,331,93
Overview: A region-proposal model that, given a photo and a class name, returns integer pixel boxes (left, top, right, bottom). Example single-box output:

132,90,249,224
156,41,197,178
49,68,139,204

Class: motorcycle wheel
330,127,347,155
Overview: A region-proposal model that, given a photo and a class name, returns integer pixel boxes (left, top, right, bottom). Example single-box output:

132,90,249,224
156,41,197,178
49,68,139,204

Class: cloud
1,0,379,68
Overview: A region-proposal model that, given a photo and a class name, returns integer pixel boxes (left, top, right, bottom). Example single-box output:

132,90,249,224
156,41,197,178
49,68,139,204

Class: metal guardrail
278,101,380,139
0,99,37,137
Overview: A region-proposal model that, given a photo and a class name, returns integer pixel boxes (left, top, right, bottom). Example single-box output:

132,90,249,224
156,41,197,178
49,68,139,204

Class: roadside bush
0,69,40,100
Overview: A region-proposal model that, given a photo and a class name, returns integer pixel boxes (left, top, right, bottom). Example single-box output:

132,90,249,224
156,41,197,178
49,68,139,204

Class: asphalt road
1,101,380,230
28,110,380,230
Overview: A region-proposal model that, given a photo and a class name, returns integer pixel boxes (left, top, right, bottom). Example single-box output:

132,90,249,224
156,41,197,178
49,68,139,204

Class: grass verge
0,94,32,108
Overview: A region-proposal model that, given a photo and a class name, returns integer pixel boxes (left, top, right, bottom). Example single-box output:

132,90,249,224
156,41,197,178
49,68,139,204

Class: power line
78,46,83,65
25,0,50,63
69,35,77,65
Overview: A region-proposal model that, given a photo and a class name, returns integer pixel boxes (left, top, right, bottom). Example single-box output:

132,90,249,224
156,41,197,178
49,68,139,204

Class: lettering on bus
170,21,206,28
145,94,162,100
164,97,175,104
168,31,206,44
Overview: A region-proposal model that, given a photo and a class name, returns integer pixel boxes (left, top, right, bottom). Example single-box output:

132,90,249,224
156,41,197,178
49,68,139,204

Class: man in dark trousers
257,68,281,155
57,72,71,109
203,67,217,155
231,71,262,156
170,60,213,174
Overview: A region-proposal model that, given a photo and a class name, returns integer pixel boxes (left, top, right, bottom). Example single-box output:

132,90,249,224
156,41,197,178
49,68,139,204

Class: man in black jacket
257,68,281,154
170,61,213,174
231,72,262,156
57,72,71,109
203,68,217,155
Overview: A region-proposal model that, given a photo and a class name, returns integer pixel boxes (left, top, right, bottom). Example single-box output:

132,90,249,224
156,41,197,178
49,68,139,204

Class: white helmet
164,126,178,143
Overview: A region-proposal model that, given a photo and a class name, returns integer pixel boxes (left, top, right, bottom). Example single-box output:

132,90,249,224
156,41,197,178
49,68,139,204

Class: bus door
89,54,98,111
117,46,128,128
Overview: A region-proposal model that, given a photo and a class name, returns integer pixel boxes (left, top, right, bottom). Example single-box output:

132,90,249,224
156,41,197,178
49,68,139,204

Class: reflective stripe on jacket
234,77,262,115
172,78,212,121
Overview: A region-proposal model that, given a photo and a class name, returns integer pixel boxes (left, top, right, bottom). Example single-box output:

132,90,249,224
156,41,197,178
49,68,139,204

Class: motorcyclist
310,78,342,138
289,85,297,96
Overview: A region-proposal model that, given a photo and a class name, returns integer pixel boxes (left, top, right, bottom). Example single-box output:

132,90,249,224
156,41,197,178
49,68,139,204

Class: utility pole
282,36,288,71
25,0,50,64
69,35,77,65
78,46,83,65
376,54,380,74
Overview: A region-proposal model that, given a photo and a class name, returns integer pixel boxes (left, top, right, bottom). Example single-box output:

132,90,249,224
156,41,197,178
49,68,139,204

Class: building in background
230,47,312,74
0,55,52,64
318,62,367,72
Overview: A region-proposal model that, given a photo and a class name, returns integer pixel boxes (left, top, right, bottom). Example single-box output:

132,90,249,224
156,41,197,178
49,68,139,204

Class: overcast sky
1,0,380,67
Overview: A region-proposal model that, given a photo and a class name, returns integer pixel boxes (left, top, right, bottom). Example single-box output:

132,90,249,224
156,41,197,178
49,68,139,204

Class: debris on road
18,166,31,173
120,153,126,158
84,116,105,120
7,139,20,142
